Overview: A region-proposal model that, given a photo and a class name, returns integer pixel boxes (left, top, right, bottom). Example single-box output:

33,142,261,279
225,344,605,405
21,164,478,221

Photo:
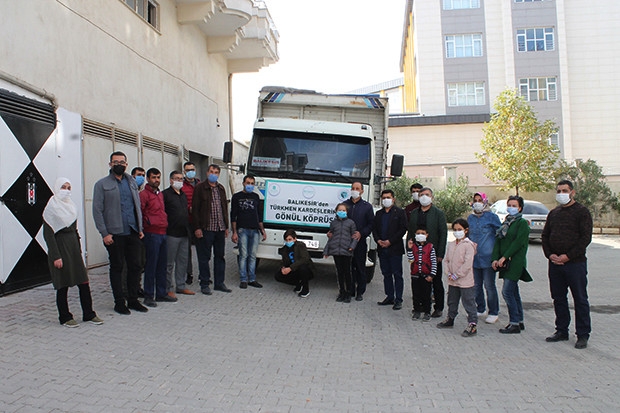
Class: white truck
234,86,403,280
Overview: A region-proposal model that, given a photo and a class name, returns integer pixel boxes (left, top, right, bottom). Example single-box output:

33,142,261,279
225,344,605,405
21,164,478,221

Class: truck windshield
248,129,372,183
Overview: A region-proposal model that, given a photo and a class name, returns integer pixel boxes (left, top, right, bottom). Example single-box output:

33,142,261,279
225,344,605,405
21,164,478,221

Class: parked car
490,199,550,241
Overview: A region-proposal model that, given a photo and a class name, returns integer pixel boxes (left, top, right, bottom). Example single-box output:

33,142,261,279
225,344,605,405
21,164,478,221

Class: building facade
391,0,620,189
0,0,278,294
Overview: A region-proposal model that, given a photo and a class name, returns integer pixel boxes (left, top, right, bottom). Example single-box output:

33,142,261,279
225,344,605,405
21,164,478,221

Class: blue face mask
285,241,295,248
336,211,347,219
245,184,255,193
185,170,196,179
208,173,218,183
134,175,145,187
507,206,520,216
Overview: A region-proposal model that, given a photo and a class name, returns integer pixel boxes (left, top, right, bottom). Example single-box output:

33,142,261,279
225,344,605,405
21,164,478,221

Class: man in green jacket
407,187,448,318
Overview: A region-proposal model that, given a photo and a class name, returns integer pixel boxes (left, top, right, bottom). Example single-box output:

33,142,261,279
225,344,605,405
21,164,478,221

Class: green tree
554,158,619,219
385,173,417,209
476,88,559,195
433,175,473,223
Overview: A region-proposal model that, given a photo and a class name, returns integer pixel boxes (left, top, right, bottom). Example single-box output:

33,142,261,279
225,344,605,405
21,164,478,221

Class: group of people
43,152,594,349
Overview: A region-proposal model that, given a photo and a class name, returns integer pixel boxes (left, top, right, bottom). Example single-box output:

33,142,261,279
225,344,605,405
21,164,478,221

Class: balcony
176,0,279,73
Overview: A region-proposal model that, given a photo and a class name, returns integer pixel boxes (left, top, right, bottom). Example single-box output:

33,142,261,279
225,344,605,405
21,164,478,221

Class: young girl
323,203,358,303
437,218,478,337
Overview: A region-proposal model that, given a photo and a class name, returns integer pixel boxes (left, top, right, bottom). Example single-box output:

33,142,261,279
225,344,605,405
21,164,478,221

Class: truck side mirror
223,141,233,164
390,154,404,177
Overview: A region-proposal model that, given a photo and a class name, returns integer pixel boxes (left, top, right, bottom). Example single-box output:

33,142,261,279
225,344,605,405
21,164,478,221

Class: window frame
123,0,159,30
548,132,559,150
447,82,486,107
519,77,557,101
443,0,481,10
445,34,483,58
517,28,555,52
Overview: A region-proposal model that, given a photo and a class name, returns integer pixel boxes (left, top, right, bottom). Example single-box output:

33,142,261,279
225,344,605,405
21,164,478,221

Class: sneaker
392,301,403,310
63,319,79,328
422,313,431,322
87,316,104,325
485,315,499,324
298,290,310,298
431,310,443,318
477,311,487,317
575,336,588,349
462,323,477,337
436,317,454,328
248,281,263,288
412,311,421,320
293,284,302,293
127,300,149,312
239,282,248,289
156,295,178,302
143,298,158,308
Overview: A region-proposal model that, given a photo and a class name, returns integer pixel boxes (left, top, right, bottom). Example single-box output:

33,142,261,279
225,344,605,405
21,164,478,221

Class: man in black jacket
372,189,408,310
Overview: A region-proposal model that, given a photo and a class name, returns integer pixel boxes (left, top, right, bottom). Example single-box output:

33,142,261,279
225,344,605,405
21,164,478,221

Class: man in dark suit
372,189,408,310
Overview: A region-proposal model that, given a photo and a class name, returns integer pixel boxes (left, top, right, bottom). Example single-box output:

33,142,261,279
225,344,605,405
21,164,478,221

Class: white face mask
419,195,432,207
556,193,571,205
58,189,71,201
415,233,427,243
472,202,484,213
453,230,465,240
381,198,393,209
350,190,361,199
411,192,419,201
172,181,184,190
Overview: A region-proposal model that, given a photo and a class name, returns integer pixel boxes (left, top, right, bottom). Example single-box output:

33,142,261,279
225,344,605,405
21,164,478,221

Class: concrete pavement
1,235,619,412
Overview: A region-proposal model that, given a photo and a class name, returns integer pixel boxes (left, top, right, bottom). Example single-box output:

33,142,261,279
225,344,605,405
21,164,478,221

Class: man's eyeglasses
111,161,127,166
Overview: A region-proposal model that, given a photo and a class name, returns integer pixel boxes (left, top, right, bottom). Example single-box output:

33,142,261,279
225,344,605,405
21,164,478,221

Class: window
124,0,159,29
517,28,555,52
447,82,485,106
446,34,483,58
519,77,557,101
443,0,480,9
549,132,559,149
515,0,545,2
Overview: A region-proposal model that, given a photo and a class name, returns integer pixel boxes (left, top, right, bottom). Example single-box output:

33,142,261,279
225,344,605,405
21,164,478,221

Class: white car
490,199,550,241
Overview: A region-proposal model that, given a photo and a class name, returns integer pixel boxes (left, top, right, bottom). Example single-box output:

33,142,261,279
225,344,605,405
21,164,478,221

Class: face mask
507,206,520,216
472,202,484,213
411,192,419,201
350,190,360,199
336,211,347,219
419,195,432,207
415,233,426,243
556,193,571,205
134,175,145,187
208,173,218,183
382,198,393,208
58,189,71,201
112,164,126,175
453,230,465,240
185,170,196,179
245,184,255,193
172,181,184,190
285,241,295,248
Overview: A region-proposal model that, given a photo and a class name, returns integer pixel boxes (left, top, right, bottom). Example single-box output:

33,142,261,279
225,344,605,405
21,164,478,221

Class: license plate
300,239,319,249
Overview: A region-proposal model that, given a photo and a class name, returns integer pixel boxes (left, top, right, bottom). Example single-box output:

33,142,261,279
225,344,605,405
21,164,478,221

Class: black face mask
112,164,126,175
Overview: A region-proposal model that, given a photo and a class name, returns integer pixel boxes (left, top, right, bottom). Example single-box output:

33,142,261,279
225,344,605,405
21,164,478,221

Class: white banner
264,180,351,228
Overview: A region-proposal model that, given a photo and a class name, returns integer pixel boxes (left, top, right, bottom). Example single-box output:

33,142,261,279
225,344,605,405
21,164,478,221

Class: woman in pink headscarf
43,177,103,327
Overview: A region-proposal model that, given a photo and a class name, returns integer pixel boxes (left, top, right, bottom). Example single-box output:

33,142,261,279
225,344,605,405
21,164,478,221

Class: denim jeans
548,261,591,338
238,228,260,282
196,230,226,288
143,232,168,300
474,267,499,316
502,278,523,325
378,250,404,303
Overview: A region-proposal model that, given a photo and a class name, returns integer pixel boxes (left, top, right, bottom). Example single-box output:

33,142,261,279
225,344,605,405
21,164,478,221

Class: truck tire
366,249,376,283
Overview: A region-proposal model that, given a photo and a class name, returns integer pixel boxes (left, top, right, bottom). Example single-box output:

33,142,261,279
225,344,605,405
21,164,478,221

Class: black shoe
214,284,232,293
142,298,157,308
137,288,145,298
519,322,525,331
377,298,394,306
201,286,212,295
298,289,310,298
114,303,131,315
499,324,521,334
436,317,454,328
336,294,345,302
186,274,193,285
240,282,248,289
575,336,589,349
293,284,302,293
355,295,363,301
248,281,263,288
393,301,403,310
412,311,421,320
343,295,351,303
431,310,443,318
546,331,569,342
128,300,149,312
156,295,178,302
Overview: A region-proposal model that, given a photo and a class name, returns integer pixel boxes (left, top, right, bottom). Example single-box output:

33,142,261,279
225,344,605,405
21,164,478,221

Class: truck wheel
365,249,376,283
